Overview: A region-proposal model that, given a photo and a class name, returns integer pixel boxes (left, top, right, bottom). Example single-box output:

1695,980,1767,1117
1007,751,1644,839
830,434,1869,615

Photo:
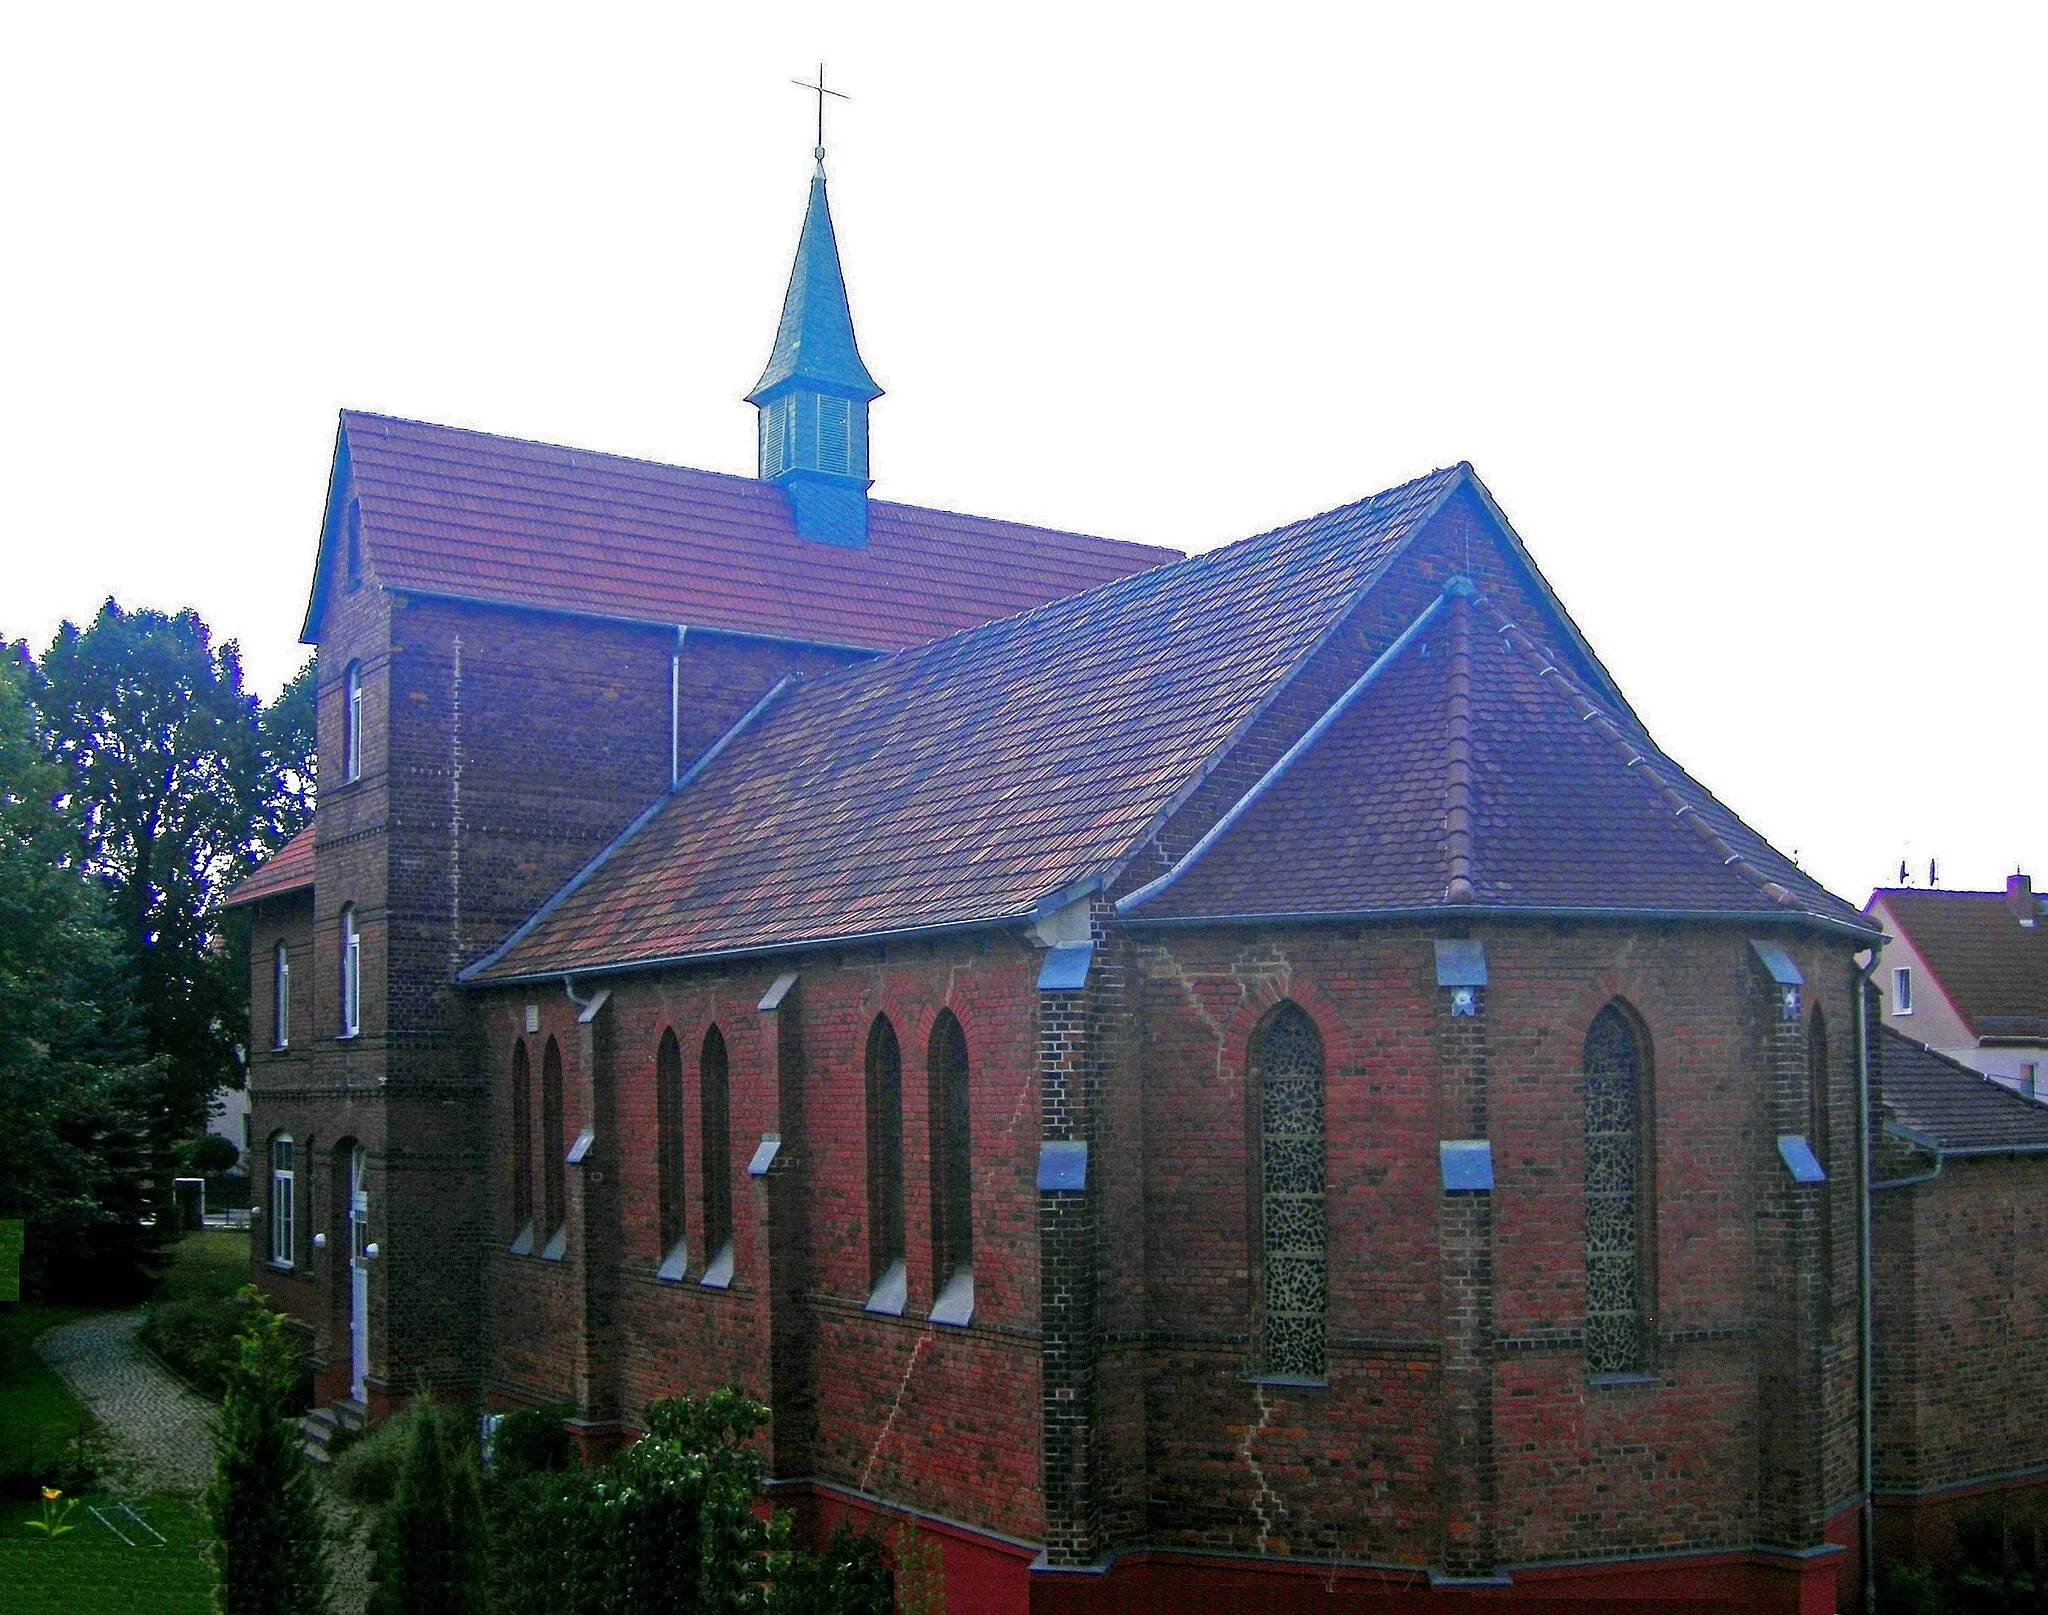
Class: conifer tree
367,1401,486,1615
204,1289,328,1615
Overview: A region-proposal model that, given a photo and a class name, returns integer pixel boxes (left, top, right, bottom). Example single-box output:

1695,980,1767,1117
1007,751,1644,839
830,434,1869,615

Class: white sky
2,4,2041,907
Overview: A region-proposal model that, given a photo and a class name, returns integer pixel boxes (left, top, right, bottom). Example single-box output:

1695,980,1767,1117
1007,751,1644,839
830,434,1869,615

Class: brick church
229,149,1900,1611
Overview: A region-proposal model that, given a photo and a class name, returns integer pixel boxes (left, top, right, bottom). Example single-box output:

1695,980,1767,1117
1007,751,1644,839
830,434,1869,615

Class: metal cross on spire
791,63,849,169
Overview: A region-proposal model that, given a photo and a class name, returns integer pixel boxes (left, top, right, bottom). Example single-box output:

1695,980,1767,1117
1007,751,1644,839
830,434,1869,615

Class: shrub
486,1403,574,1481
329,1403,428,1507
366,1401,486,1615
139,1297,243,1399
766,1521,893,1615
204,1287,329,1615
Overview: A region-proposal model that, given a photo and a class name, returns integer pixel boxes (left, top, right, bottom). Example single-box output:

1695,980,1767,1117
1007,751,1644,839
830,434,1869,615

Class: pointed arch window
699,1026,733,1286
272,942,290,1049
509,1040,533,1249
864,1015,906,1314
344,661,363,784
345,499,363,590
1256,1004,1326,1380
656,1030,688,1277
928,1012,973,1324
339,905,361,1038
1584,1005,1654,1375
540,1037,566,1257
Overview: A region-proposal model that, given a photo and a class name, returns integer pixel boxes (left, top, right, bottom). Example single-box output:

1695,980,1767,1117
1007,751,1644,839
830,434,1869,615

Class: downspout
1855,942,1880,1615
671,627,687,788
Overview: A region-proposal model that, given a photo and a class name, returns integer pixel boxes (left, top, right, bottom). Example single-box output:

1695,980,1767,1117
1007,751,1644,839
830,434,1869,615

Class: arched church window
700,1026,733,1271
541,1037,566,1243
339,905,361,1038
656,1030,687,1273
1584,1004,1653,1375
510,1040,533,1241
344,661,363,784
928,1011,973,1305
1256,1003,1326,1380
865,1015,906,1312
345,499,363,590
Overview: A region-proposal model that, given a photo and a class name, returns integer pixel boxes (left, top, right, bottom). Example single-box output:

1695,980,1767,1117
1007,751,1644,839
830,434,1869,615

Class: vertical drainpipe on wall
1855,940,1881,1615
671,627,686,788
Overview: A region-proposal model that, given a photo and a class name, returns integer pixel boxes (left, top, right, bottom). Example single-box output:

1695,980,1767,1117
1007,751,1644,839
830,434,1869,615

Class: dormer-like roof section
1126,583,1873,932
301,413,1178,647
221,822,316,909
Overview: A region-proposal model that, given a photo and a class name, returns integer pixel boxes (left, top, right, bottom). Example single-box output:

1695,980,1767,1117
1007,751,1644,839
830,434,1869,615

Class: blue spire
748,166,881,405
748,162,882,546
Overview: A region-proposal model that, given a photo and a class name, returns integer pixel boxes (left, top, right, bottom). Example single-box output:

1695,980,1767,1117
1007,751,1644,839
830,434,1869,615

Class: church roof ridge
303,410,1181,651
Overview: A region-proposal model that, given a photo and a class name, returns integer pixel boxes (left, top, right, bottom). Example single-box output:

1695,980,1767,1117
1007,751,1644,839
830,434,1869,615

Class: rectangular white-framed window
273,942,291,1049
1893,966,1913,1016
269,1135,296,1267
340,905,361,1038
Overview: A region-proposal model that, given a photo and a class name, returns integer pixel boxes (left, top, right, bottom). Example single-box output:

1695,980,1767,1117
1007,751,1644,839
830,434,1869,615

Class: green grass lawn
149,1230,248,1308
0,1303,93,1489
0,1493,213,1614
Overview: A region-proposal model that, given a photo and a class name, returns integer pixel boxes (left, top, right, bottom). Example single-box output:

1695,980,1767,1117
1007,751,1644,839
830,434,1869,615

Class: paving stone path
36,1310,371,1612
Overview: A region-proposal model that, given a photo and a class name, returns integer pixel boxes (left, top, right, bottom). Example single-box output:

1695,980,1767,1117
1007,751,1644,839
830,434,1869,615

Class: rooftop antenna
791,62,850,172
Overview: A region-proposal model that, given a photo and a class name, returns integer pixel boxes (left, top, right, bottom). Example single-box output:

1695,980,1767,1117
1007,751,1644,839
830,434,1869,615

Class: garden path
35,1309,371,1612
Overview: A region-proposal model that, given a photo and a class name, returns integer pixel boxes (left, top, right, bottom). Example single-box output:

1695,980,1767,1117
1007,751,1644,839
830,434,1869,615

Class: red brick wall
1874,1153,2048,1501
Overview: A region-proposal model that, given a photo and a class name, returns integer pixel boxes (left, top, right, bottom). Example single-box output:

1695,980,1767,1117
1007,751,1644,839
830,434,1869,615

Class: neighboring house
221,144,1931,1611
1871,1026,2048,1558
1866,877,2047,1096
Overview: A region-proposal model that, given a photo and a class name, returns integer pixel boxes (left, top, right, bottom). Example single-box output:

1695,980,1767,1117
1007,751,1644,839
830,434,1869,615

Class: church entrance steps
300,1399,367,1466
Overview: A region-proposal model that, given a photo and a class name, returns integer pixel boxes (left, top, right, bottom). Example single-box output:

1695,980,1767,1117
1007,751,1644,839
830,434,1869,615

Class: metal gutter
1118,581,1464,916
460,909,1033,991
1854,942,1880,1615
384,585,880,658
1121,904,1883,944
455,675,797,984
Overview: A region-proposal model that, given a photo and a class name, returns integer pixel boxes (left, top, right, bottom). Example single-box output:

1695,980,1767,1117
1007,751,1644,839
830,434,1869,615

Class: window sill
1586,1372,1661,1389
655,1238,688,1283
539,1226,567,1262
336,1032,360,1043
266,1260,295,1274
864,1258,907,1317
698,1243,735,1290
1242,1373,1330,1390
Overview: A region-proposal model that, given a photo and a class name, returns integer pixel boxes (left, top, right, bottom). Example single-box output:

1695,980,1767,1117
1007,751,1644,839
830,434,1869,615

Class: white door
348,1146,369,1404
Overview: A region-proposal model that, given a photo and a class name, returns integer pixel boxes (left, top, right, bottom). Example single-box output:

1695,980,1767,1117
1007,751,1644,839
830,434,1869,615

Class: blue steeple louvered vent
747,165,883,548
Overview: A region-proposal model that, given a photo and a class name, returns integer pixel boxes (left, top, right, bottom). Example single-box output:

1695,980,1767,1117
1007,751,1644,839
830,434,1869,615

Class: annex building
229,150,1931,1611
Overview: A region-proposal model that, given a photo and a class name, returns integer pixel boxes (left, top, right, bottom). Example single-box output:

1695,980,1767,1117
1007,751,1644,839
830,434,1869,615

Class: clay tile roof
462,465,1469,982
1128,586,1873,934
1879,1027,2048,1154
308,413,1179,650
221,822,316,909
1869,889,2048,1042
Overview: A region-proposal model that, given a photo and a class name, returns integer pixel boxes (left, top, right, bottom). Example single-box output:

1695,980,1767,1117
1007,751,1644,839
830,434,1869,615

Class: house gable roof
1870,888,2048,1043
299,412,1179,648
464,461,1870,985
1879,1026,2048,1154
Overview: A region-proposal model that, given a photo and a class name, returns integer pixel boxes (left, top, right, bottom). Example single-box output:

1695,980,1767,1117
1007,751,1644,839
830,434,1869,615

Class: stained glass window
1257,1004,1326,1379
1583,1005,1647,1374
